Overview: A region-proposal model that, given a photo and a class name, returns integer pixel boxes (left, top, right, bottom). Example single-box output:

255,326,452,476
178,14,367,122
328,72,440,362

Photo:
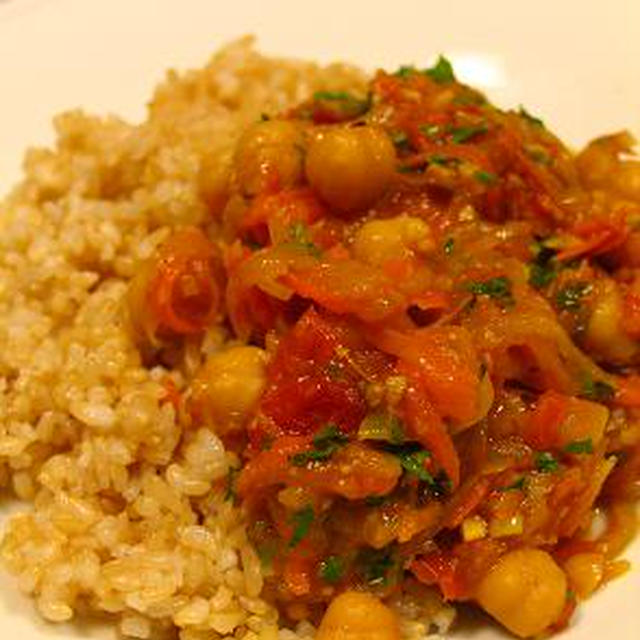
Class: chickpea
475,549,567,638
234,119,305,196
305,125,396,213
316,591,401,640
577,132,640,201
189,346,268,433
127,227,222,344
352,215,435,266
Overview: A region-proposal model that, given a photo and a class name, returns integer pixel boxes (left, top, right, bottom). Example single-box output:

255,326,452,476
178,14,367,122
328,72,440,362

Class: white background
0,1,639,638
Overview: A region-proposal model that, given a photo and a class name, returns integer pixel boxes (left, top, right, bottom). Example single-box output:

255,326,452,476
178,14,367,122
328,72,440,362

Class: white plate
0,0,639,638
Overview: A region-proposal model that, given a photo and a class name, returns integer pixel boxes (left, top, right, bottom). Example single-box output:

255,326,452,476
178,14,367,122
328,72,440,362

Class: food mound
0,39,639,640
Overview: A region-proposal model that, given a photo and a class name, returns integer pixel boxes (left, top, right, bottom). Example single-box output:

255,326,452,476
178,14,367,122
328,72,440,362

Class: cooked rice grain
0,38,451,639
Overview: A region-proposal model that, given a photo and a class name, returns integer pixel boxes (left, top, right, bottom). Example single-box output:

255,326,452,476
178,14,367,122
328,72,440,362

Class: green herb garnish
358,412,405,444
535,452,559,473
312,90,370,118
467,276,514,307
444,237,455,255
529,262,556,289
357,547,396,586
391,130,410,149
313,90,357,102
429,154,451,166
290,424,348,466
474,170,497,185
318,555,344,583
581,378,616,402
528,242,558,288
397,449,435,484
452,92,486,106
564,438,594,455
528,148,552,165
286,221,321,257
450,123,488,144
393,65,416,78
518,105,545,128
419,123,442,139
555,282,592,311
288,505,314,548
500,476,526,492
425,55,456,84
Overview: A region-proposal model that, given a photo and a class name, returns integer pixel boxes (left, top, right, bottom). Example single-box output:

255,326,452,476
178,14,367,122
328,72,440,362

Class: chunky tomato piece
411,539,506,601
237,438,402,501
557,215,629,262
240,187,327,246
256,309,368,437
284,257,407,324
373,326,481,426
128,227,222,341
523,390,570,449
401,381,461,488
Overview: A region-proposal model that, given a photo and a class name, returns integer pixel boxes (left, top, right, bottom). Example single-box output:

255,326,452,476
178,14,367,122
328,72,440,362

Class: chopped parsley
500,476,526,492
529,263,557,288
452,92,486,106
474,170,497,185
312,90,364,105
527,148,552,165
518,105,545,128
528,242,558,289
419,123,442,139
467,276,514,307
312,90,370,118
535,452,559,473
393,65,416,78
398,154,459,173
425,55,456,84
318,555,344,583
429,154,452,166
426,471,454,499
444,237,455,255
564,438,594,455
581,377,616,402
397,449,435,484
555,282,592,311
286,221,321,257
357,547,396,586
450,123,488,144
288,505,314,548
390,130,410,149
290,424,348,466
358,412,405,444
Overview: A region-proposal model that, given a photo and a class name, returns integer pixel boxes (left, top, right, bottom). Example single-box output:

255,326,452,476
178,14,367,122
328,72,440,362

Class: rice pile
0,38,454,639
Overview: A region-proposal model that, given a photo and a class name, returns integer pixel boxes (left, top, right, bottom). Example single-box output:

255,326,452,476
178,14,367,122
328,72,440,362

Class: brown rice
0,38,453,639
